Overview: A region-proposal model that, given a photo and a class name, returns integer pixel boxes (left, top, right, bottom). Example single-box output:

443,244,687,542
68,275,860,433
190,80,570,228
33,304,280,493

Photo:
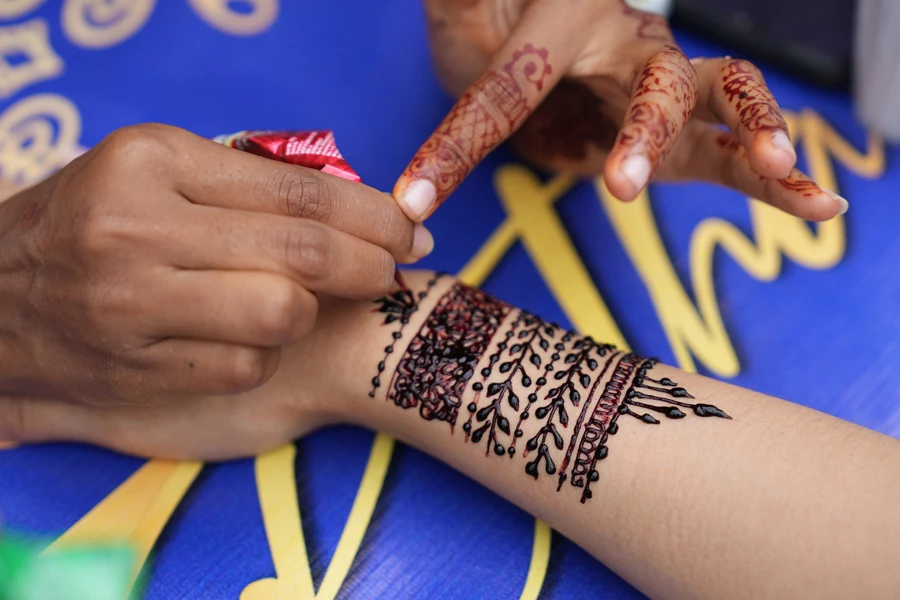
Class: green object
0,534,141,600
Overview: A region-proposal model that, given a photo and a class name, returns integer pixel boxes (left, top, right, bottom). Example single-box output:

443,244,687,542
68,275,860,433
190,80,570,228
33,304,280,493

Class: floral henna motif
400,44,552,207
616,47,698,169
372,282,732,504
384,282,510,425
721,59,788,135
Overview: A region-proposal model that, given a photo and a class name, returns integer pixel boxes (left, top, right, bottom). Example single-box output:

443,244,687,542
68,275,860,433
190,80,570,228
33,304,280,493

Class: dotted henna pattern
384,282,510,426
400,43,552,207
372,283,731,504
720,59,788,134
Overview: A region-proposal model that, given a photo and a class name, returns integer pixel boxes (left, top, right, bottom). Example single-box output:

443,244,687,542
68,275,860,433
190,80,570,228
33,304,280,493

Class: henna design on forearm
385,281,510,426
721,59,788,135
371,281,730,503
400,43,552,206
369,272,446,398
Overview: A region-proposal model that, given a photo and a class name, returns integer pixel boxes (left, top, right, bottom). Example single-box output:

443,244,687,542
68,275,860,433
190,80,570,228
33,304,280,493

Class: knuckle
371,249,396,297
275,169,334,223
287,222,331,282
226,347,270,392
258,281,300,341
99,125,169,169
78,207,132,257
724,58,763,80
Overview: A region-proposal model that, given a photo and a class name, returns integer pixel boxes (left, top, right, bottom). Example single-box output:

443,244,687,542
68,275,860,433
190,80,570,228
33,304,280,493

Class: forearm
312,270,900,599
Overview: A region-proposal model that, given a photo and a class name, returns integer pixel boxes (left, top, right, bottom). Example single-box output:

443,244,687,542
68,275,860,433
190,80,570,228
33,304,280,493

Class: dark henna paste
371,279,731,503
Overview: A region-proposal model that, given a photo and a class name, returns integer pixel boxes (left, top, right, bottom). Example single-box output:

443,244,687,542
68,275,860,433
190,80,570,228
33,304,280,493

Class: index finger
393,2,585,222
166,129,433,262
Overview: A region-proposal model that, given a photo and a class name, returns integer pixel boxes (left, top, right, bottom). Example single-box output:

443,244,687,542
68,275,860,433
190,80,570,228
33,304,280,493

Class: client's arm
2,270,898,599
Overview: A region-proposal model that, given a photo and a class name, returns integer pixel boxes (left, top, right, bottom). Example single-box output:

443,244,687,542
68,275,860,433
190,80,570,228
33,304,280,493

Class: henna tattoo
777,170,825,197
715,131,743,154
385,282,510,426
400,43,552,206
620,0,671,41
720,59,788,135
372,281,730,503
369,273,445,398
616,47,698,168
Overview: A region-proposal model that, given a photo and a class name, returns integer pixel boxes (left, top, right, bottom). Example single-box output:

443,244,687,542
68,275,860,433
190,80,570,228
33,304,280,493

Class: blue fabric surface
0,2,897,599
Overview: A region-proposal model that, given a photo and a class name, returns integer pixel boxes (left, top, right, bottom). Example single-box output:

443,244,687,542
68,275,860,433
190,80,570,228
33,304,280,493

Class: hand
0,124,430,407
394,0,847,222
0,290,373,460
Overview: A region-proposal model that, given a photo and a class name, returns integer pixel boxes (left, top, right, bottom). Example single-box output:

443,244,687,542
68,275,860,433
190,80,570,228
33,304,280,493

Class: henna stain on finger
616,47,698,169
400,44,552,207
777,169,824,197
721,59,789,135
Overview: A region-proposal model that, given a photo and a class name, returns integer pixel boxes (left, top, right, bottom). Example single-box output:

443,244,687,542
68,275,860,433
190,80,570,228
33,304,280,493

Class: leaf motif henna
372,282,731,504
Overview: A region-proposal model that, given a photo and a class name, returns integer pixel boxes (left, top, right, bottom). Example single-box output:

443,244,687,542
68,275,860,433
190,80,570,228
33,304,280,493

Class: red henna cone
605,46,699,202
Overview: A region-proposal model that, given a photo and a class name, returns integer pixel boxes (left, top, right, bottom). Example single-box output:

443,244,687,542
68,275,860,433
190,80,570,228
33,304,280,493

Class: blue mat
0,2,897,599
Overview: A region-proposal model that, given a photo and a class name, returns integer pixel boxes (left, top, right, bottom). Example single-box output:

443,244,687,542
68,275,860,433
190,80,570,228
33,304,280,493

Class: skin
0,124,430,407
394,0,847,222
1,271,898,599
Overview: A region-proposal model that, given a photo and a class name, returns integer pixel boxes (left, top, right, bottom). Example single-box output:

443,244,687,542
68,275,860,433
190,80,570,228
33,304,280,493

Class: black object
672,0,856,88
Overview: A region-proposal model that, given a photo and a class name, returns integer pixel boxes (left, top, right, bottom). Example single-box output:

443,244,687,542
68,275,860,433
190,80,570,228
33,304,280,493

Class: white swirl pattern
61,0,157,48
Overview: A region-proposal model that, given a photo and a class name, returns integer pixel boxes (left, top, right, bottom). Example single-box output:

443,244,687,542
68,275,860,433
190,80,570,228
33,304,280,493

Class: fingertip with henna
757,130,797,180
605,155,651,201
830,192,849,216
395,179,437,222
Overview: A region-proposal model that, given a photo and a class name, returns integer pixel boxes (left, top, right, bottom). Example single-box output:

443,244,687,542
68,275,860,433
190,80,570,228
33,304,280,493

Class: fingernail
621,155,651,195
828,191,849,216
412,224,435,258
398,179,437,221
770,131,797,162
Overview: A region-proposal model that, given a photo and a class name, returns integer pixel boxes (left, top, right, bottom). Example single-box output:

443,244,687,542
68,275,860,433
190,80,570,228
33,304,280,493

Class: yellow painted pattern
42,460,202,593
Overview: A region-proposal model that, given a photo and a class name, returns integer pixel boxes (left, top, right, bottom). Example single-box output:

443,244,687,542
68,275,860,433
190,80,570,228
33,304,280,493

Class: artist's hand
0,124,429,407
395,0,847,222
0,291,374,460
